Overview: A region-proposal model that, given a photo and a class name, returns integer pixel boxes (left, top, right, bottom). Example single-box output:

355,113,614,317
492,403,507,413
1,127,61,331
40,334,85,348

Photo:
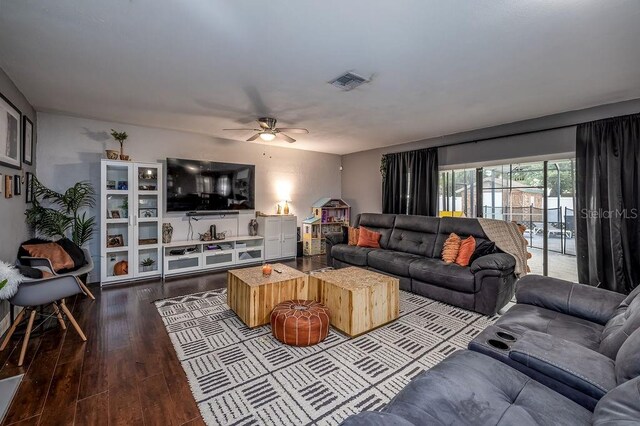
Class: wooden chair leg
18,310,37,366
53,303,67,330
75,277,95,301
59,301,87,341
0,309,26,351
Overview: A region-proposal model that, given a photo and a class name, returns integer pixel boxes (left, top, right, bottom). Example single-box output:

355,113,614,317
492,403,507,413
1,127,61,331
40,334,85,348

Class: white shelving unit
100,160,163,285
162,236,264,278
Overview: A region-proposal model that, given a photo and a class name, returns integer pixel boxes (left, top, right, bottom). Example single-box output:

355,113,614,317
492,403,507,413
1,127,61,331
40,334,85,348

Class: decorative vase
105,149,119,160
277,204,282,215
114,260,128,276
162,223,173,243
283,201,290,215
249,219,258,236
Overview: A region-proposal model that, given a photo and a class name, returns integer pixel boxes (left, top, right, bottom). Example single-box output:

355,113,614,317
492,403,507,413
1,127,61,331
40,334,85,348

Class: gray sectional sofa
326,213,517,315
342,275,640,425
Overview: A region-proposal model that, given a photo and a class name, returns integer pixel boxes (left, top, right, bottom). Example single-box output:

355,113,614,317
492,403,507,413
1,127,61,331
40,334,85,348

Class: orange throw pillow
22,243,74,272
456,236,476,266
357,227,381,248
441,233,461,263
348,227,360,246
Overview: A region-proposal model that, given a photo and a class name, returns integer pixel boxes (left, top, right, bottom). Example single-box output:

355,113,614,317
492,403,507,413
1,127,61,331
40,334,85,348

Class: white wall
36,112,342,282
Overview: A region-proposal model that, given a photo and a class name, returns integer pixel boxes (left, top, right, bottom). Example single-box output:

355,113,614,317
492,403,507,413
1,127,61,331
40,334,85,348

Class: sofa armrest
515,275,625,325
509,330,617,400
326,232,345,246
470,253,515,274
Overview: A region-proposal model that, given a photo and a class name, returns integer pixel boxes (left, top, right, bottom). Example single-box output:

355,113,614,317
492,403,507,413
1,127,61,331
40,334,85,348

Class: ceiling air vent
329,72,369,91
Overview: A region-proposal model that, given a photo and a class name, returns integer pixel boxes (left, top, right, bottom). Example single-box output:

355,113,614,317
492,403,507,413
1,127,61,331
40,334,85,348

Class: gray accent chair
19,247,95,300
468,274,640,410
0,274,88,366
341,350,640,426
326,213,517,315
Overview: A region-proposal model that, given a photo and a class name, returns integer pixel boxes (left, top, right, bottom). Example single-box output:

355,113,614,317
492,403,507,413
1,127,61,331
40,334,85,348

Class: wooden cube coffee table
227,263,308,328
308,267,399,337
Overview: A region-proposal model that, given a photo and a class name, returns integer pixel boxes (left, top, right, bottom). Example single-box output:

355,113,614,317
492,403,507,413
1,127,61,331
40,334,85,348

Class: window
438,159,577,281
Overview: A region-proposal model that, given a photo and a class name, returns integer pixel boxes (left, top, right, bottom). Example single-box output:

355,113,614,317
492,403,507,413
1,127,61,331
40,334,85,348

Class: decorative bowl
119,154,130,161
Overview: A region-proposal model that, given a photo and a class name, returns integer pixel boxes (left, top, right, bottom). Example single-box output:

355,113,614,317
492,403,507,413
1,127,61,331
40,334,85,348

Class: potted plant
25,176,96,247
140,257,156,272
110,129,129,160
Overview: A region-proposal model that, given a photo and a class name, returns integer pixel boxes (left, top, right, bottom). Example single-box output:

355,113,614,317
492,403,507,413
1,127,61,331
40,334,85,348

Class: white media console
162,235,266,278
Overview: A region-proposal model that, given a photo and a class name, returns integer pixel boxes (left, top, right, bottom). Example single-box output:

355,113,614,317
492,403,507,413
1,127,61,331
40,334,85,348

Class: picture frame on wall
0,93,22,169
4,175,13,198
23,116,33,165
14,174,21,195
25,172,33,203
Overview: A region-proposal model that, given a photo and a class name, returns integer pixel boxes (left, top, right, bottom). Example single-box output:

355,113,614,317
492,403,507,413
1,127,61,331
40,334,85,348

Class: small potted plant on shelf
140,257,156,272
110,129,129,160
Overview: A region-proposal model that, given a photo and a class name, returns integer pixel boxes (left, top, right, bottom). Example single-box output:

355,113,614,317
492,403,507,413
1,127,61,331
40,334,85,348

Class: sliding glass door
439,159,577,281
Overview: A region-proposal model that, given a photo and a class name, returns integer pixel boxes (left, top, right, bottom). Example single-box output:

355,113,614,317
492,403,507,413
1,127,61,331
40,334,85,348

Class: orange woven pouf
270,300,330,347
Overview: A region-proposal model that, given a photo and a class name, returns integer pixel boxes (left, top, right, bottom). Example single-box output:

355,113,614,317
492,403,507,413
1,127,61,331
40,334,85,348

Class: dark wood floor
0,256,327,425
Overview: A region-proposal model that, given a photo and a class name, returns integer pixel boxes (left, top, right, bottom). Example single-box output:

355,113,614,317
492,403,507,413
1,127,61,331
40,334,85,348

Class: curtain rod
432,110,639,150
432,123,577,150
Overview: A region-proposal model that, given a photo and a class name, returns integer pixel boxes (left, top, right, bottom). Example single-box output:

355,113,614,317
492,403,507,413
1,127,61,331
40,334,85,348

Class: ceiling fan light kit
223,117,308,144
259,132,276,142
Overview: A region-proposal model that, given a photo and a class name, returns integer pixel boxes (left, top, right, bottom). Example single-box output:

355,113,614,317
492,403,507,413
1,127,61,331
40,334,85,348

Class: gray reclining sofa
326,213,518,315
342,275,640,425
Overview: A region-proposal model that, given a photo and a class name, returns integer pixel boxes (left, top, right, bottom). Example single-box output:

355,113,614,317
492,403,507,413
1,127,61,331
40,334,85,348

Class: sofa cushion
496,304,604,351
599,285,640,359
615,327,640,384
441,233,461,263
433,217,490,259
409,257,476,293
381,350,591,426
455,235,476,266
354,213,395,249
469,240,498,264
367,250,422,277
387,215,439,257
331,245,374,267
593,377,640,425
357,226,381,248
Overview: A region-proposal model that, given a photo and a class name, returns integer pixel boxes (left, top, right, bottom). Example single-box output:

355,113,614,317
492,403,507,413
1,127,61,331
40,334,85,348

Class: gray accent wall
0,68,37,326
342,98,640,219
35,112,343,282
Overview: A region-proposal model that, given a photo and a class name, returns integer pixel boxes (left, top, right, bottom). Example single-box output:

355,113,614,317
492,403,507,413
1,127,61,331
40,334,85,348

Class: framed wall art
0,93,21,169
23,116,33,165
13,174,21,195
4,174,13,198
25,172,33,203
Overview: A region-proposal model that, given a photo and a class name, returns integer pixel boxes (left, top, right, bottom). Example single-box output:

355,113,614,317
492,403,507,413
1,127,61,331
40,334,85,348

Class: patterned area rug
155,288,497,425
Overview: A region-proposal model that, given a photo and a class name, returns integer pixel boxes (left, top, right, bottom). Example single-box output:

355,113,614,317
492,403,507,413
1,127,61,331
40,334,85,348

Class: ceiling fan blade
223,128,261,131
246,134,261,141
275,128,309,134
276,133,296,143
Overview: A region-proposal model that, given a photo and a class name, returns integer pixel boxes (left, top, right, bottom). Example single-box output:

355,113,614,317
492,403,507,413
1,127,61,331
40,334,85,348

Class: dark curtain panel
576,113,640,294
382,148,438,216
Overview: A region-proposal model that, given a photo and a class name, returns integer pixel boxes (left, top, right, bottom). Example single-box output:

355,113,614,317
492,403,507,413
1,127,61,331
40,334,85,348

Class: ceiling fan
223,117,309,143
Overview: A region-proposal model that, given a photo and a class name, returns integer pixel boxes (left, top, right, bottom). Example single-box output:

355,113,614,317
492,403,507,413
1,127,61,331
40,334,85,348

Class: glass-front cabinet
101,160,163,285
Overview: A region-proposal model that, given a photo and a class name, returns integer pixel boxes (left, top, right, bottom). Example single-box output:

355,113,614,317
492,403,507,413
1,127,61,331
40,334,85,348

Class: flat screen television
166,158,255,212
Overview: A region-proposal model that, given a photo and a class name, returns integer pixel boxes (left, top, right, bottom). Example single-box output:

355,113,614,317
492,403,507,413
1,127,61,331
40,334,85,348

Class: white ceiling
1,0,639,155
